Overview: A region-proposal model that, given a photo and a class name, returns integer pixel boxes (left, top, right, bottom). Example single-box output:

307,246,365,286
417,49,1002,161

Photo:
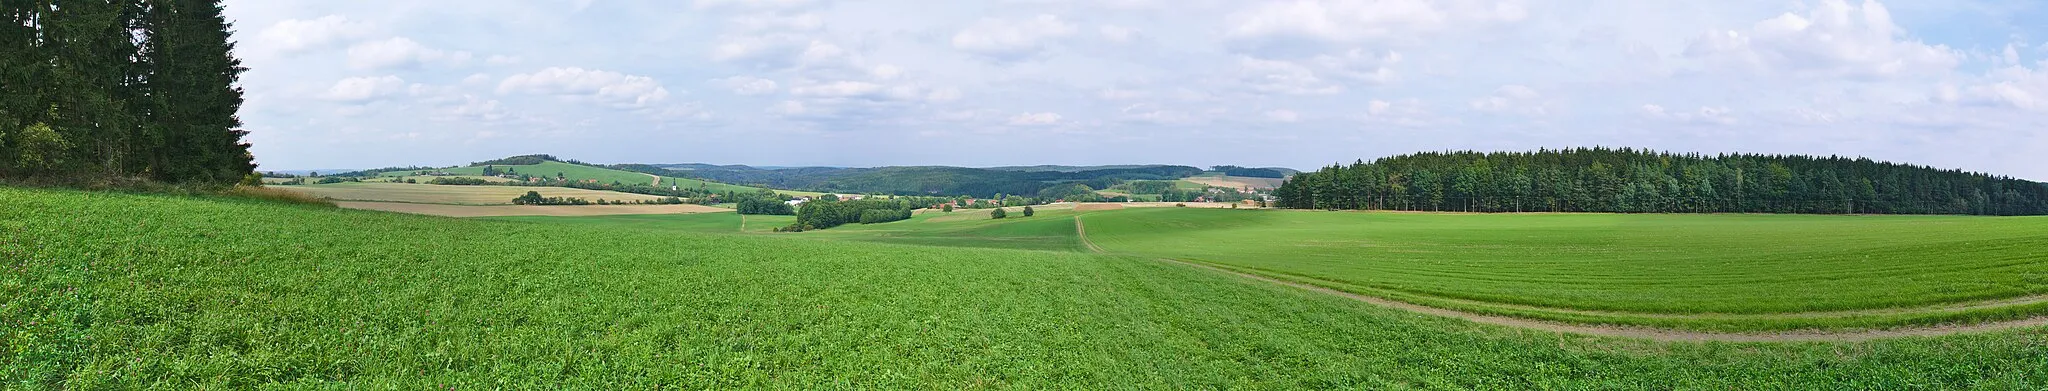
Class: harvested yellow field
1183,175,1286,190
280,182,667,205
335,202,727,217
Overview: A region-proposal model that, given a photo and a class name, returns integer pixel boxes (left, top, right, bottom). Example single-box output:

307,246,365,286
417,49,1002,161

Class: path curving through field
1071,216,2048,342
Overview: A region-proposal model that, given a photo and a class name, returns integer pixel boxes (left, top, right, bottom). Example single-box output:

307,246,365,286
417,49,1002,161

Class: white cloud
1311,49,1401,84
1469,85,1549,116
1361,99,1447,127
1007,112,1063,126
435,95,514,122
320,76,407,102
1099,25,1137,43
255,15,372,54
790,81,884,98
716,76,781,95
1265,109,1301,122
498,67,672,108
1226,0,1527,54
1641,104,1738,125
1683,0,1960,79
347,37,474,70
952,15,1079,61
1967,62,2048,111
926,87,963,102
1098,88,1148,100
1238,57,1342,95
772,100,809,115
485,55,523,66
692,0,821,11
733,13,826,32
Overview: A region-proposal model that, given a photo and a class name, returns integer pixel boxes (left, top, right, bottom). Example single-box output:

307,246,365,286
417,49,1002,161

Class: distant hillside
1275,148,2048,216
982,165,1177,173
626,164,1206,198
330,156,811,198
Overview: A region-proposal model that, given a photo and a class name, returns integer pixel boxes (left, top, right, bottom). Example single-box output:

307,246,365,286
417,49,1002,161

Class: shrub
427,177,492,186
1022,206,1035,217
991,208,1008,219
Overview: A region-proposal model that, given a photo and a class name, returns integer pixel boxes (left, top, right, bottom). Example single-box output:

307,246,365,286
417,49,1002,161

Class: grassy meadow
9,186,2048,388
1077,208,2048,331
510,203,2048,332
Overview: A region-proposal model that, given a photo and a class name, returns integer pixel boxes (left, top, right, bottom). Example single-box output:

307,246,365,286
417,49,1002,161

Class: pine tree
142,0,250,184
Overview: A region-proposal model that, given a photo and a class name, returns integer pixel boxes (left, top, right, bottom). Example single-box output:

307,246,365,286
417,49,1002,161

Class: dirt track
1071,216,2048,342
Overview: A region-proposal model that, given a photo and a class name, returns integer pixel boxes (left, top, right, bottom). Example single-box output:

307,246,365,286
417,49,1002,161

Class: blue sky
226,0,2048,180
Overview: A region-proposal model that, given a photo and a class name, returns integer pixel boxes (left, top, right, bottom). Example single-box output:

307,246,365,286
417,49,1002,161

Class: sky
225,0,2048,180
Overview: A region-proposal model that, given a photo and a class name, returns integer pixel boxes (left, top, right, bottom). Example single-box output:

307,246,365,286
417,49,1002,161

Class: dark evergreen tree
1275,148,2048,216
0,0,253,186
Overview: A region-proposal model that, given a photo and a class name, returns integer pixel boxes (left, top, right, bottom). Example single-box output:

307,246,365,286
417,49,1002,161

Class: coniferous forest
1274,148,2048,216
0,0,254,187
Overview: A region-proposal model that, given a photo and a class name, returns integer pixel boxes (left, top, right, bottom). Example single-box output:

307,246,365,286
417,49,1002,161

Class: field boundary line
1071,218,2048,342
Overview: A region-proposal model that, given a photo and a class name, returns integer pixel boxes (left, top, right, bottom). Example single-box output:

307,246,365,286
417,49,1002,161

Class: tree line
787,198,916,231
1,0,254,187
1274,148,2048,216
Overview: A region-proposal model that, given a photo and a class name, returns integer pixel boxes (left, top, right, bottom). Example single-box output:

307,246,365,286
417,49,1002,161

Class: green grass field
11,186,2048,388
1077,208,2048,331
506,204,2048,332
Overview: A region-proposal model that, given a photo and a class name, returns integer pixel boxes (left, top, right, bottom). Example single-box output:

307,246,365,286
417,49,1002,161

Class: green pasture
505,204,2048,331
9,186,2048,388
1077,208,2048,331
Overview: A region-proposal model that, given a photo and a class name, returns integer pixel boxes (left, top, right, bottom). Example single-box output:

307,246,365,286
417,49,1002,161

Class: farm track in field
1073,216,2048,342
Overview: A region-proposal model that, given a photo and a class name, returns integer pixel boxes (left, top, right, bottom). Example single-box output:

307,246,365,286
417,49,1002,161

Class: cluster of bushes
785,199,917,231
859,208,914,224
989,206,1037,220
315,177,359,185
511,191,590,206
737,197,795,215
470,154,579,166
427,177,493,186
510,191,685,206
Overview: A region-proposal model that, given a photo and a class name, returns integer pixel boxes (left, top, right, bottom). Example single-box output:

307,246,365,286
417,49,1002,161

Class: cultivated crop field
389,161,824,196
389,161,660,186
1078,208,2048,331
10,186,2048,388
279,182,669,205
1182,173,1286,190
337,201,725,217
